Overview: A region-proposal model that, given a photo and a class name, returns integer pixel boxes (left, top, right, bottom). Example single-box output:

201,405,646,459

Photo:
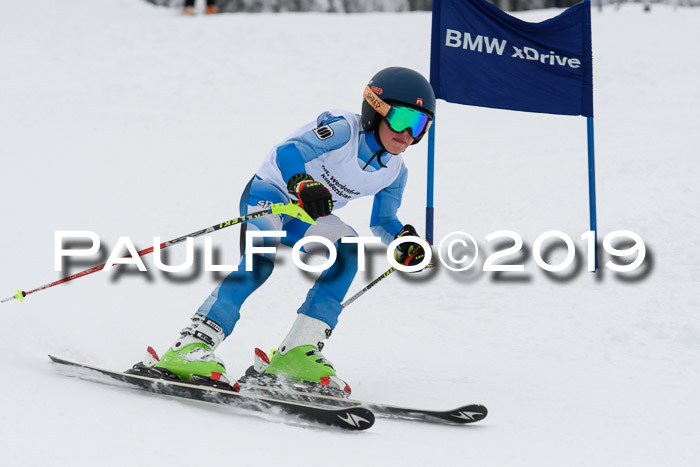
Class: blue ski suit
197,110,408,336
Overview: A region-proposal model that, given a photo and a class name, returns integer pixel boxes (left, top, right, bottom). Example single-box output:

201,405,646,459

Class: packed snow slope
1,1,698,466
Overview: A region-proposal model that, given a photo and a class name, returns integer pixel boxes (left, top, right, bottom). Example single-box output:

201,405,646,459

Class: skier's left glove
287,173,333,219
393,224,427,272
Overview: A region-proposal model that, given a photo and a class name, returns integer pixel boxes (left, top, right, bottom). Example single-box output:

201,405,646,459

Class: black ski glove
287,173,333,219
394,224,427,271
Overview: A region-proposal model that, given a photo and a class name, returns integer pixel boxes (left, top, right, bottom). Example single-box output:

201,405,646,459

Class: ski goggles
384,105,432,139
364,85,432,139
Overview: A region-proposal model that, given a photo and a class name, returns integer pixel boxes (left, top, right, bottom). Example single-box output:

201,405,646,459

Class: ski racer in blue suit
151,67,436,395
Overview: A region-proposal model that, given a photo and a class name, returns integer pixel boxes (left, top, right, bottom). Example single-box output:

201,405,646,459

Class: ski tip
48,354,77,367
447,404,488,424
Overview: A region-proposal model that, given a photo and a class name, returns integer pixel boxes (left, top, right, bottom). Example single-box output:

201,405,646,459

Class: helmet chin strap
362,148,387,170
360,129,389,170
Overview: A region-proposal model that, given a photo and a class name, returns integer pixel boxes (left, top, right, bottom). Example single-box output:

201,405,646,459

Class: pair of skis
49,355,487,432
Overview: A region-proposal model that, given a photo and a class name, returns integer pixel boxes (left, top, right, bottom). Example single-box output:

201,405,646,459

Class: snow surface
1,1,699,466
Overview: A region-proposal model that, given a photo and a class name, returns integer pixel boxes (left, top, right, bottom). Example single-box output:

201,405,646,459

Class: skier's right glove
393,224,427,271
287,173,333,219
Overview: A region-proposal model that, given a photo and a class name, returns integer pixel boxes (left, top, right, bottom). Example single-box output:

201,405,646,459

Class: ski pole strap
270,201,316,225
2,201,315,304
342,267,397,309
206,201,315,239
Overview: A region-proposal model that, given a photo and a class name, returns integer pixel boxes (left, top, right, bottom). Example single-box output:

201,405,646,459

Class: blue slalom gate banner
426,0,598,267
430,0,593,116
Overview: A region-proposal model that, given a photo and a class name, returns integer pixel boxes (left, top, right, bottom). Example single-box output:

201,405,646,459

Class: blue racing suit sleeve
275,117,352,186
370,165,408,245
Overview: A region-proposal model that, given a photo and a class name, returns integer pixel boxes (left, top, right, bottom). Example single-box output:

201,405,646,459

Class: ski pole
2,201,314,304
342,266,397,309
341,248,436,309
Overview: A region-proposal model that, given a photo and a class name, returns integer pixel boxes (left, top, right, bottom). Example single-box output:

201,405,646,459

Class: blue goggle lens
385,106,431,138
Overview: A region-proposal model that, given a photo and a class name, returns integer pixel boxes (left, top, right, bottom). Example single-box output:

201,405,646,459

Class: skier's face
378,119,414,155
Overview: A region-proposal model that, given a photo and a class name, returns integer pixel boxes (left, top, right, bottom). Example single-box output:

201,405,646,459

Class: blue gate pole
426,117,436,245
583,0,598,270
587,116,599,271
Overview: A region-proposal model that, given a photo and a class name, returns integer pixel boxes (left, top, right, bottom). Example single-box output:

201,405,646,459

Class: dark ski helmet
361,67,436,144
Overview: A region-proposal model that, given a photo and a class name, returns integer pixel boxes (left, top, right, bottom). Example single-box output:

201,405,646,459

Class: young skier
147,67,435,395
